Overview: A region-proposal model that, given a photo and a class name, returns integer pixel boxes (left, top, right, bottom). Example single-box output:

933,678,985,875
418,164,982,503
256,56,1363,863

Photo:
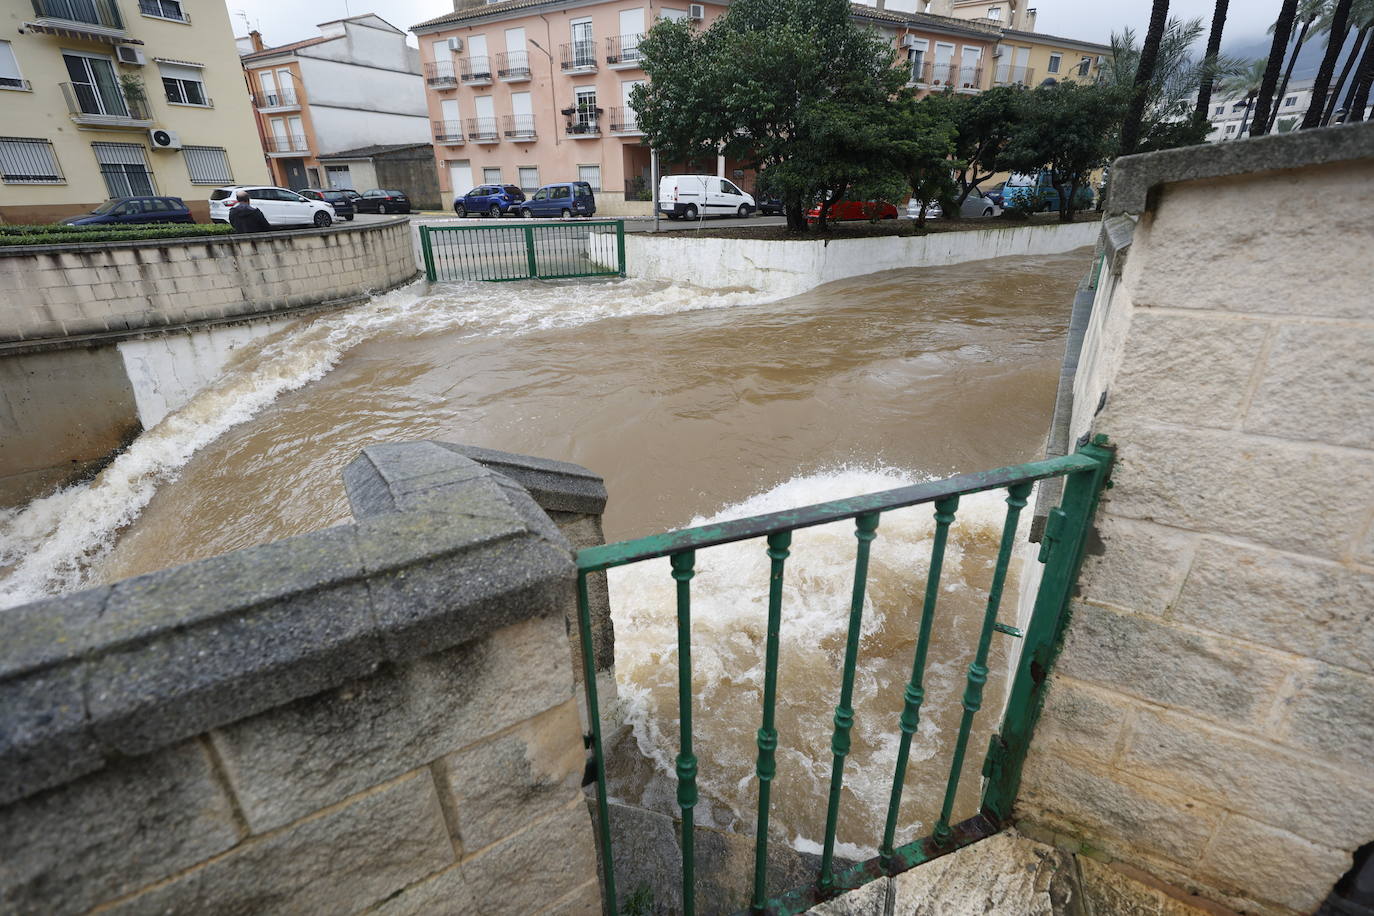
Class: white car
905,187,1002,220
209,186,334,228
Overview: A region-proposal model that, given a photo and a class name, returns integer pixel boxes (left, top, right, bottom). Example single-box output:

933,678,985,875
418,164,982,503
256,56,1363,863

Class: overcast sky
223,0,1282,54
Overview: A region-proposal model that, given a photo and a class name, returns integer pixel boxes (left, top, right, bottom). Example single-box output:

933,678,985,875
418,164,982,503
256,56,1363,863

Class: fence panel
420,219,625,282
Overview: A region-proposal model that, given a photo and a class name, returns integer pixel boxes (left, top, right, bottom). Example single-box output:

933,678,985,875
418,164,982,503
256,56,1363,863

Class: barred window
92,141,155,197
183,146,232,184
577,164,600,190
0,137,64,183
518,166,539,190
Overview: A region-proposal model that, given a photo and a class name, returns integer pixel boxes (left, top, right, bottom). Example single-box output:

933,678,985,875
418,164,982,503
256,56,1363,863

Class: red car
805,199,899,223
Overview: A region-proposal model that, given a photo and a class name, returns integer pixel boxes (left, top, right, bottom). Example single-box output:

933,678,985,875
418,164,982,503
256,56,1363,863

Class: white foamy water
608,468,1027,857
0,278,774,608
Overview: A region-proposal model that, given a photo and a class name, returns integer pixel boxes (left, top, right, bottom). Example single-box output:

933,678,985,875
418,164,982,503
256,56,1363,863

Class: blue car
61,196,194,226
454,184,526,218
1000,172,1093,212
515,182,597,219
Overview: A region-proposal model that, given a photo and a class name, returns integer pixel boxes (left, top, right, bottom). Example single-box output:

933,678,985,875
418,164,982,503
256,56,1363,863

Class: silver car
906,187,1002,220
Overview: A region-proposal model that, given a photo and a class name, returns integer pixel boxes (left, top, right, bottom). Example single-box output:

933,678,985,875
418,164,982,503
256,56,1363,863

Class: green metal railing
419,219,626,282
575,438,1114,915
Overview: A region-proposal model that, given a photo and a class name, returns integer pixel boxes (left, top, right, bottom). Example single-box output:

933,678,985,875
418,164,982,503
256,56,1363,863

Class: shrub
0,224,235,246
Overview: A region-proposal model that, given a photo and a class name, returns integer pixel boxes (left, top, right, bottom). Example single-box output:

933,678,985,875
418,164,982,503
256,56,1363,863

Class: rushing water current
0,248,1091,856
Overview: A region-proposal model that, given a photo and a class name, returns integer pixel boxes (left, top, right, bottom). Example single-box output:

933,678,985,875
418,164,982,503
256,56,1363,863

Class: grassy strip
0,224,235,247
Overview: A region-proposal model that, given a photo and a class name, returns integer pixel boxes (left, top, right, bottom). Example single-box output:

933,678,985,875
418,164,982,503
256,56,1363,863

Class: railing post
523,225,538,279
671,550,698,916
616,219,626,277
419,225,436,281
981,436,1114,824
576,572,618,915
750,530,792,913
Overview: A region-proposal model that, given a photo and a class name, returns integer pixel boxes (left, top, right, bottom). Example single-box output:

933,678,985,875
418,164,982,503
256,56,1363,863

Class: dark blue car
62,196,194,226
454,184,526,218
300,188,356,220
516,182,596,219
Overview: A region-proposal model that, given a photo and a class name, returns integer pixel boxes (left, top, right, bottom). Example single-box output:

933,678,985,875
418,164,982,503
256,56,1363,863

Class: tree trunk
1059,179,1077,223
1193,0,1231,130
1266,17,1312,133
1252,0,1301,136
1302,0,1355,128
1120,0,1172,155
1347,35,1374,121
1237,96,1255,137
1324,26,1369,123
784,198,808,232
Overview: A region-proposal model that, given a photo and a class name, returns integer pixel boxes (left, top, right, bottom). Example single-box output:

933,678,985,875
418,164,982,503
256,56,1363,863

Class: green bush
0,223,235,246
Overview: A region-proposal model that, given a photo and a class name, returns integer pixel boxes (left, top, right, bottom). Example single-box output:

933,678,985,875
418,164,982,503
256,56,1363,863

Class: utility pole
651,148,660,232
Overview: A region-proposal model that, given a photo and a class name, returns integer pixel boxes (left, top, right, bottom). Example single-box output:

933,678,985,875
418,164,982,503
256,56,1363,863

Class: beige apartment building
412,0,1000,214
0,0,268,223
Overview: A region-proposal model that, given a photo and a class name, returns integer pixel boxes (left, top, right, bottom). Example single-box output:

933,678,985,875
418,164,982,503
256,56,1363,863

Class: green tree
1120,0,1172,155
632,0,908,231
924,86,1025,208
1002,82,1124,222
896,102,958,228
1264,0,1328,133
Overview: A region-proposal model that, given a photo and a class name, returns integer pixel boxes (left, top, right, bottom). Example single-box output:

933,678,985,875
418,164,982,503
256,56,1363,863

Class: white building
1203,78,1372,141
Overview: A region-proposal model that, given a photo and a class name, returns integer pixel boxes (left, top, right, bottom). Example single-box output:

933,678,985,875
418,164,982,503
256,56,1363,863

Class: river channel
0,247,1091,857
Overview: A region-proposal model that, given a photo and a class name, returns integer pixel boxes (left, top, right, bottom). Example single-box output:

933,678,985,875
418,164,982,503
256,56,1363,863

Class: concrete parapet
0,442,605,915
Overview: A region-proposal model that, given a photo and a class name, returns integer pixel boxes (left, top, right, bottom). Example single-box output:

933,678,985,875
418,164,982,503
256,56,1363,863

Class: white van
658,175,755,220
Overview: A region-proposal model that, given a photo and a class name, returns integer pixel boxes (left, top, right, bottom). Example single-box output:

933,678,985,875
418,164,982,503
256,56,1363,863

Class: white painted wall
298,57,427,116
306,104,430,152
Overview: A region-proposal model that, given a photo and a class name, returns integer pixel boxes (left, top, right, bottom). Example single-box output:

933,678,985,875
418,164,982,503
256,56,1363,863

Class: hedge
0,223,235,247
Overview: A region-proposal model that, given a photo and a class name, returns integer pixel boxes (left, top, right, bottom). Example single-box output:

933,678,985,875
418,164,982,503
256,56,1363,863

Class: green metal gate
419,220,626,282
574,438,1115,915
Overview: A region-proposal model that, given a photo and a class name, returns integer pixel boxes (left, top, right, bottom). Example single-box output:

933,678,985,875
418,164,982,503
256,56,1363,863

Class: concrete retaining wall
0,442,609,916
617,219,1100,296
1014,122,1374,915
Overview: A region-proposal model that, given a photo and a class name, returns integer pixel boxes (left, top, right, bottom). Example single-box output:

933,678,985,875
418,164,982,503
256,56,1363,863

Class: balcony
425,61,458,89
910,62,983,92
60,81,152,128
502,114,537,141
564,115,601,137
560,40,597,72
137,0,189,22
605,34,643,69
252,89,300,111
460,56,493,85
993,64,1035,87
466,117,500,143
264,133,310,155
29,0,124,31
432,119,464,144
608,106,641,135
497,51,531,81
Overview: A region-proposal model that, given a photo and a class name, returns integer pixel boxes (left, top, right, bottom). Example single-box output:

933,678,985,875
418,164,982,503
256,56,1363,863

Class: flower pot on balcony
560,106,576,116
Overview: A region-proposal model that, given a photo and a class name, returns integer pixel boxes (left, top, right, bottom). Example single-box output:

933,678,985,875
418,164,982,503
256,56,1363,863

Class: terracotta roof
413,0,580,31
996,27,1113,53
240,35,332,61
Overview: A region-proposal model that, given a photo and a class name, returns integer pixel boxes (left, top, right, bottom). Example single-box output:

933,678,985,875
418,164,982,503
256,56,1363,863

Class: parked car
1000,172,1093,212
658,175,755,219
516,182,596,218
983,182,1007,207
756,195,785,216
805,199,899,222
208,186,334,227
905,188,1001,220
299,188,355,220
61,196,196,226
453,184,526,218
354,189,412,214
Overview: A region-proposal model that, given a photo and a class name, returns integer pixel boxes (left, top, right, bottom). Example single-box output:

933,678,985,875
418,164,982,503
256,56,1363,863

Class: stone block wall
0,217,417,347
1015,123,1374,915
0,442,607,915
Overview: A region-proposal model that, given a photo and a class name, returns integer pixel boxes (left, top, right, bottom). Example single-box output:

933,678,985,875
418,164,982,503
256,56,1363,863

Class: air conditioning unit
116,45,145,66
148,128,181,150
446,36,464,52
991,45,1004,57
900,34,919,49
688,3,705,19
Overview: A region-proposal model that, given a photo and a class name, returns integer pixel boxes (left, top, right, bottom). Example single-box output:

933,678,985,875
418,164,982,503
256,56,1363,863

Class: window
139,0,187,21
1214,105,1224,115
575,86,597,128
1077,56,1092,77
518,166,538,189
159,62,206,106
183,146,232,184
721,179,743,195
578,164,600,190
1,41,27,90
92,142,155,196
570,19,594,67
1284,96,1297,107
482,167,502,184
1225,124,1236,134
551,185,571,199
905,38,927,82
0,137,63,183
64,51,127,116
660,8,688,20
986,7,1001,19
1047,53,1061,74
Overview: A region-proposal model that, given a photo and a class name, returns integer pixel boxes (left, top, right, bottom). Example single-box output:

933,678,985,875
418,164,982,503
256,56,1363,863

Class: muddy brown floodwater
1,247,1091,860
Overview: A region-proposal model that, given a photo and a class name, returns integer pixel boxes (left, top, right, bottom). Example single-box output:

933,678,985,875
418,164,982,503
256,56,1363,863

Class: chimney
876,0,885,10
454,0,483,9
1025,7,1037,30
249,29,264,51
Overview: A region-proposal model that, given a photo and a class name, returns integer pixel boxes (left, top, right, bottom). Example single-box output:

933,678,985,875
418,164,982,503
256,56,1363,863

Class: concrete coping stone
0,441,603,807
1104,120,1374,217
0,217,412,260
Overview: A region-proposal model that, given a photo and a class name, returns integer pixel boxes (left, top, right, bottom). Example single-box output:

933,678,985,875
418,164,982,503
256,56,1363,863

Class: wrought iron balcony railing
496,51,530,80
32,0,123,29
560,39,597,71
911,62,984,91
252,89,299,109
502,114,536,139
425,61,458,88
264,133,309,154
608,106,640,133
466,117,500,142
605,34,643,66
432,119,464,144
993,64,1035,86
459,56,493,84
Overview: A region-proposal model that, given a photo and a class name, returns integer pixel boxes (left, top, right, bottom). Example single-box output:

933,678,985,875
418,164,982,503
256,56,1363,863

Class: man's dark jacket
228,201,273,233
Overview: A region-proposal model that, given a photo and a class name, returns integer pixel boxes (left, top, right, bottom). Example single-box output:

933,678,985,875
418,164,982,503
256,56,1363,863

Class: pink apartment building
412,0,998,215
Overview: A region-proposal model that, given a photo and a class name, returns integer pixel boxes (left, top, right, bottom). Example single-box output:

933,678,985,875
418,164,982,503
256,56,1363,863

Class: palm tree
1252,0,1303,135
1193,0,1231,130
1217,58,1268,137
1347,35,1374,118
1266,0,1329,132
1322,0,1374,122
1302,0,1356,126
1120,0,1172,154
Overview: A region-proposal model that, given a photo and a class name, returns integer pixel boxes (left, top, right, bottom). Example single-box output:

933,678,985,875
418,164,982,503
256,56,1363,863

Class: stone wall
1014,122,1374,915
0,441,607,915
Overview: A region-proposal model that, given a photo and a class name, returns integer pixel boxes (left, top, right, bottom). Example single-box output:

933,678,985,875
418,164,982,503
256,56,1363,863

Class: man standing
228,190,272,233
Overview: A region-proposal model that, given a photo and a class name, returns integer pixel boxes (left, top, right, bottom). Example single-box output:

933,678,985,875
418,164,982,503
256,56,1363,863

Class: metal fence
575,439,1115,915
419,220,626,282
